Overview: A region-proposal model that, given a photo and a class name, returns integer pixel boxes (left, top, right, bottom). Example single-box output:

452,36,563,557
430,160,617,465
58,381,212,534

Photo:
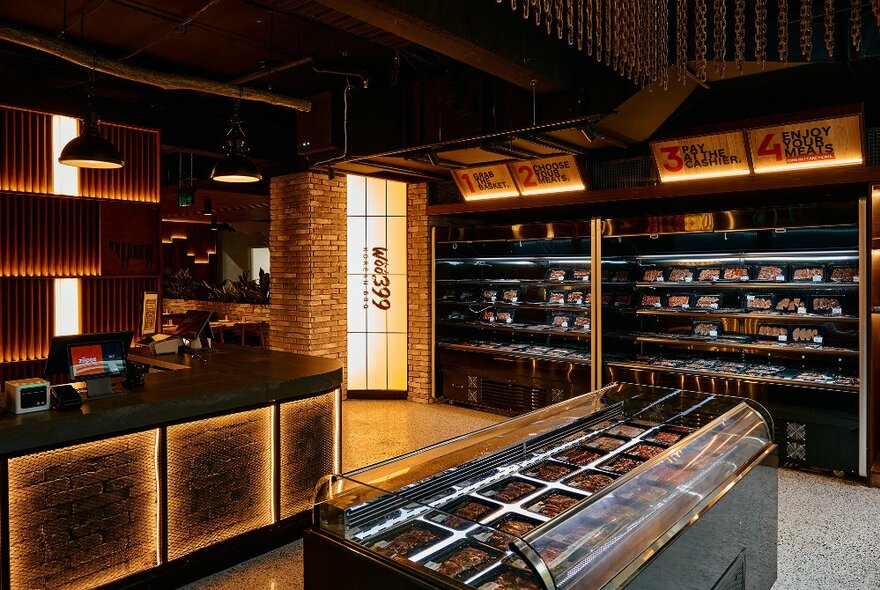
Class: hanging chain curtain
494,0,877,88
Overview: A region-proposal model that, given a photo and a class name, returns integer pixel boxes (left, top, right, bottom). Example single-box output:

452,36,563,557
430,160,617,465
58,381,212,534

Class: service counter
0,345,342,590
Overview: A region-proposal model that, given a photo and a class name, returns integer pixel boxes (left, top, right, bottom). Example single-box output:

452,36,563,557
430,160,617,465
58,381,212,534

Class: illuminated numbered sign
452,164,519,201
651,131,751,183
509,155,586,196
747,114,863,174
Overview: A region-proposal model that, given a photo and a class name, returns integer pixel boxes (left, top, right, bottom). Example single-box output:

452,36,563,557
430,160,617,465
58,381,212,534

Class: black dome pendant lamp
59,68,124,169
211,99,262,183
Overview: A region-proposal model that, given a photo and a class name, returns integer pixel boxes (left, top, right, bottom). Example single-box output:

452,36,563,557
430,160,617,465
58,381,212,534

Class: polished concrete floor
184,399,880,590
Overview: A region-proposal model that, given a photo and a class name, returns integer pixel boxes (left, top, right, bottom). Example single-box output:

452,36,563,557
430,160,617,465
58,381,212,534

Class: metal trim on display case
591,217,603,391
435,221,592,243
859,197,869,477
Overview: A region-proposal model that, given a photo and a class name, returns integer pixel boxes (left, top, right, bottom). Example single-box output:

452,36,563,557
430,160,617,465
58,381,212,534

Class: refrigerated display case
304,383,777,590
599,201,865,473
434,223,595,414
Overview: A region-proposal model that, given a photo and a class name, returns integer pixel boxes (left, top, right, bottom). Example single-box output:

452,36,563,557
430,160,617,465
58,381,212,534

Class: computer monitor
45,332,133,398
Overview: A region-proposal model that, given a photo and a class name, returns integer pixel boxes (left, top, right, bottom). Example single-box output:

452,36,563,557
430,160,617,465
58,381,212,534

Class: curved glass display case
306,383,777,590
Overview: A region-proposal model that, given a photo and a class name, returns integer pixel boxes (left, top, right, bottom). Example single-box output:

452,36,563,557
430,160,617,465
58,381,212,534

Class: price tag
813,336,824,344
832,307,843,316
778,335,788,342
812,275,822,282
685,276,693,283
797,306,807,314
653,302,662,308
776,275,785,281
854,275,860,282
710,303,719,309
747,295,755,300
657,277,665,282
709,330,718,337
681,303,690,309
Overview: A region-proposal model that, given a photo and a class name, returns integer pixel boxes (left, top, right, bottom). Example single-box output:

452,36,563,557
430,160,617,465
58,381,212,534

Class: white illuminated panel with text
347,175,407,393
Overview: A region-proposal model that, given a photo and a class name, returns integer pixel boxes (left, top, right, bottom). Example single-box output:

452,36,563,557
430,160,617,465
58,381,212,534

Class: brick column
269,172,348,391
407,183,433,402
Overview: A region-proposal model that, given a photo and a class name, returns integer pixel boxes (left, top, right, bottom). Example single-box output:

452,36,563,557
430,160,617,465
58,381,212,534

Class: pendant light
59,68,124,169
211,99,262,183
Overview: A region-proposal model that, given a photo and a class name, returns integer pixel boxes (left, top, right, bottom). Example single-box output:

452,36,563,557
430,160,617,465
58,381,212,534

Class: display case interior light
659,168,752,183
53,278,81,336
51,115,80,196
632,249,858,262
437,256,592,263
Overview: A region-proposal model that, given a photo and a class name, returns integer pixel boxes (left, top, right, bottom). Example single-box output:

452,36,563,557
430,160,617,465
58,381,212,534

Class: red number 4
757,133,783,161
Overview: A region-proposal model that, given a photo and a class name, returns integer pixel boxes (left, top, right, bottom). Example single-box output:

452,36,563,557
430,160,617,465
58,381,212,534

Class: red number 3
659,146,684,172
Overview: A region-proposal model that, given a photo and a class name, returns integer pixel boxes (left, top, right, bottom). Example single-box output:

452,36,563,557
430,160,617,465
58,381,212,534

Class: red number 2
659,146,684,172
757,133,783,161
518,165,538,187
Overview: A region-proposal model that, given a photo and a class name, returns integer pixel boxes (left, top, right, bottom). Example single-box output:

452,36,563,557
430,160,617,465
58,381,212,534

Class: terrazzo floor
184,399,880,590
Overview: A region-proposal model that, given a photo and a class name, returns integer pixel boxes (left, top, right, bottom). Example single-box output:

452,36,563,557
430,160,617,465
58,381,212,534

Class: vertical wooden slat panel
0,107,52,194
81,278,158,337
0,279,52,363
79,123,159,203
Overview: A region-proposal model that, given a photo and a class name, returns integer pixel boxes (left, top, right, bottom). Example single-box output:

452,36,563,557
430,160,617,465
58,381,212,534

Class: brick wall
7,431,158,589
269,172,348,391
162,298,270,324
407,183,433,402
166,407,272,560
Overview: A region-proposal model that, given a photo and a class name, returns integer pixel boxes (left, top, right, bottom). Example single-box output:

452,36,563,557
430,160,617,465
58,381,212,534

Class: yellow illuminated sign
651,131,751,183
452,164,519,201
747,114,863,174
509,155,586,195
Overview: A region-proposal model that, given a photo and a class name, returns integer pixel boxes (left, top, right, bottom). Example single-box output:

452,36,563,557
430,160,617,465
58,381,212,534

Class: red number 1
460,173,475,193
757,133,783,161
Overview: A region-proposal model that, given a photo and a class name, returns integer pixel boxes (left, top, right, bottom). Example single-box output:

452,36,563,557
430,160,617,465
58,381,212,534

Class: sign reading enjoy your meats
747,114,863,173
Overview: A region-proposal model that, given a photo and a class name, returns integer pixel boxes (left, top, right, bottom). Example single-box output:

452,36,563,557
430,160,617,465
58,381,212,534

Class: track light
211,100,261,183
59,69,124,169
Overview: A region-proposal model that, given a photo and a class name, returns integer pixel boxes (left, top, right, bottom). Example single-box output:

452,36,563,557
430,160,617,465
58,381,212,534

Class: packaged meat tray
791,264,826,283
598,455,646,475
368,521,452,559
693,294,723,309
810,296,843,315
459,289,477,302
790,326,825,344
440,288,458,302
721,266,752,282
428,496,502,530
520,460,577,482
472,514,543,549
562,471,617,494
473,565,541,590
645,427,692,446
585,435,628,452
565,290,586,306
666,267,695,283
481,310,497,323
479,477,544,503
641,268,665,283
501,288,521,303
422,540,502,580
550,313,573,328
547,289,566,305
605,423,647,439
745,294,776,311
829,265,859,283
665,293,692,309
483,288,499,302
547,268,567,282
756,324,790,342
696,267,722,282
445,310,464,321
614,294,633,307
524,490,586,518
756,265,787,282
609,269,631,282
692,320,722,338
627,443,667,460
639,294,662,308
496,311,515,324
573,314,591,330
775,296,807,313
552,446,601,466
570,268,591,282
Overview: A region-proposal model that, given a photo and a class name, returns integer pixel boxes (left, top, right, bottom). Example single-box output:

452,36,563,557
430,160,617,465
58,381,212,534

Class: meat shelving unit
304,383,777,590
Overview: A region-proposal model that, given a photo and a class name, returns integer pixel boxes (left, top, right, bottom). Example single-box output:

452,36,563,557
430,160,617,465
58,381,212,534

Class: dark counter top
0,345,343,455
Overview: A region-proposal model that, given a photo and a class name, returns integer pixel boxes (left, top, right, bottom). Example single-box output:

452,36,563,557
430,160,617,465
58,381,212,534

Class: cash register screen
68,341,126,380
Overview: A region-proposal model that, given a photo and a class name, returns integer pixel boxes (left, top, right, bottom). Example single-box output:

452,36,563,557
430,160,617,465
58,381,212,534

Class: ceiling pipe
0,20,312,112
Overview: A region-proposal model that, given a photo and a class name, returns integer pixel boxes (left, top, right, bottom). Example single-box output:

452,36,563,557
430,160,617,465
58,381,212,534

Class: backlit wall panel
346,175,408,392
0,279,53,362
0,106,52,194
79,122,160,203
7,430,159,590
81,277,159,336
166,408,272,560
0,193,101,277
